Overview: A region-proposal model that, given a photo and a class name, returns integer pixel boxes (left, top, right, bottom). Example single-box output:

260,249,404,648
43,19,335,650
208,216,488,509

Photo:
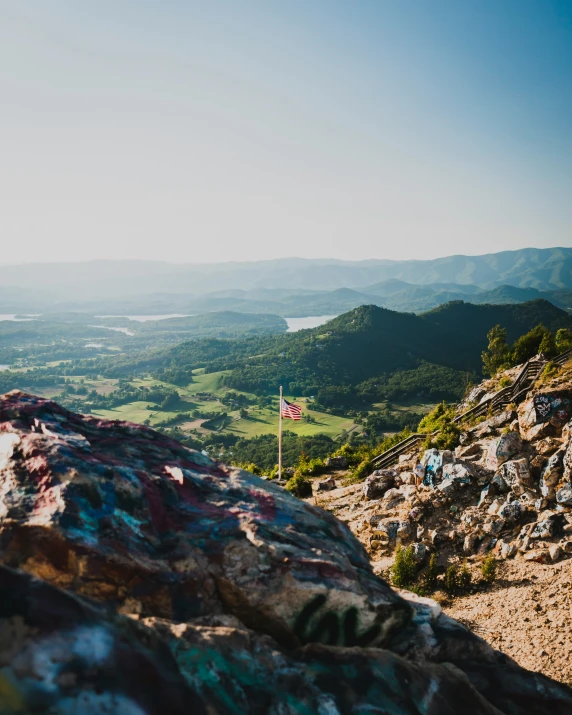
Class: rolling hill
99,299,572,406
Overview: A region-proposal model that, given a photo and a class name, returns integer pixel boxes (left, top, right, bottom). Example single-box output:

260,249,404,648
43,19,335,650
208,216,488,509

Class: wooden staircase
371,347,572,470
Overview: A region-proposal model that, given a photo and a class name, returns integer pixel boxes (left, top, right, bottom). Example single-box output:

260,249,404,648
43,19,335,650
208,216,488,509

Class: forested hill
98,299,572,406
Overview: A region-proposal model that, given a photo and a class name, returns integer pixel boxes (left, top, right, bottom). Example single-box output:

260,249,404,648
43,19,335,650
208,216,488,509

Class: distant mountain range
2,247,572,316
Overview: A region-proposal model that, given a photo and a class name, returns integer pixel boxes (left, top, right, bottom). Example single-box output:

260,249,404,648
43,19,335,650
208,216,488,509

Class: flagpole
278,385,283,480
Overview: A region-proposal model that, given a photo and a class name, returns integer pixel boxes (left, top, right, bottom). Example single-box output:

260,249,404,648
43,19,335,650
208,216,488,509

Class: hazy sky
1,1,570,264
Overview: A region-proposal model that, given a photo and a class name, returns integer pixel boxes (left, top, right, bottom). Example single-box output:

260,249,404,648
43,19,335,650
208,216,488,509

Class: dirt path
444,559,572,686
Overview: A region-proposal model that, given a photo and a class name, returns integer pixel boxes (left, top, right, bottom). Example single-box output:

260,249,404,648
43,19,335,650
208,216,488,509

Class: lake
285,315,338,332
0,314,38,322
97,314,190,322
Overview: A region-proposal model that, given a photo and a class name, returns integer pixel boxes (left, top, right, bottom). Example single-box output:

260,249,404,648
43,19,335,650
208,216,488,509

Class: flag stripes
281,398,302,420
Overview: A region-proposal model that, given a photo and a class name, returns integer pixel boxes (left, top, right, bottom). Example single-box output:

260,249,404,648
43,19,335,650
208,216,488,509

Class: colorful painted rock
0,391,409,649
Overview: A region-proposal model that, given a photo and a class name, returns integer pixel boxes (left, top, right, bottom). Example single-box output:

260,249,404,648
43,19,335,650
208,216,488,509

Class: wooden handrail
371,346,572,469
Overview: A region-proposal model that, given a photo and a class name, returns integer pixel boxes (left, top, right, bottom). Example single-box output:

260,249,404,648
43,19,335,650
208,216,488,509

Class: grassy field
226,398,357,439
86,370,359,439
31,368,430,442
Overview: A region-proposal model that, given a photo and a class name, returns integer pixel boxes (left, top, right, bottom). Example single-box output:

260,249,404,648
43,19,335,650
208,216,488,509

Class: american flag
281,398,302,420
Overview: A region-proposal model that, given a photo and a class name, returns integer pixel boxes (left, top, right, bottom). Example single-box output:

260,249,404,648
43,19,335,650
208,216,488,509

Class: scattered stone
500,541,517,559
317,475,337,491
548,544,563,562
324,455,348,469
363,469,397,499
524,549,550,563
556,484,572,506
499,499,523,523
464,532,479,554
411,542,428,563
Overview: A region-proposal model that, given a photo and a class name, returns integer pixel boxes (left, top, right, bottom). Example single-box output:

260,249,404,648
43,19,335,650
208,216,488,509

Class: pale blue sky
1,1,570,264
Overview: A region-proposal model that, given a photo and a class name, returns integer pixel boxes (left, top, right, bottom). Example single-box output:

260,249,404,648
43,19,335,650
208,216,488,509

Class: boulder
524,549,550,564
498,499,523,523
556,483,572,506
324,455,348,470
363,469,397,500
0,392,408,649
500,541,517,559
372,518,410,541
464,532,479,554
317,475,337,491
381,487,407,510
0,392,571,714
455,442,482,460
472,410,516,438
519,391,572,441
467,385,487,403
485,432,522,470
548,544,563,562
539,449,565,499
410,542,428,563
494,458,533,495
564,438,572,482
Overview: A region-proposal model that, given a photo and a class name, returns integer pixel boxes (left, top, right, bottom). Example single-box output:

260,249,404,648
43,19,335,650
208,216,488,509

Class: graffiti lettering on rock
293,593,381,647
534,394,572,424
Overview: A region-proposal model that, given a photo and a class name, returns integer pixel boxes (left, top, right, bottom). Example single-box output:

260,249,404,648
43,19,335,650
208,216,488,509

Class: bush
444,561,472,596
432,422,461,451
285,473,312,498
389,546,418,589
420,553,439,593
480,554,497,584
418,402,456,433
540,361,560,381
236,461,263,476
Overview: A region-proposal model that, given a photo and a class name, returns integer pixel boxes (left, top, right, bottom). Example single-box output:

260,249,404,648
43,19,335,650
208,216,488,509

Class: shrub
389,546,418,589
457,562,472,593
498,375,512,388
540,361,560,381
418,402,456,433
444,564,459,595
285,473,312,498
420,553,439,593
480,554,497,584
236,461,263,476
432,422,461,451
444,562,472,596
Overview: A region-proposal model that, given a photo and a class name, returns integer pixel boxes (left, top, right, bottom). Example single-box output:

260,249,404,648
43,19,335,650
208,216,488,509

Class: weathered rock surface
485,432,522,470
0,392,406,649
1,392,571,713
363,469,396,500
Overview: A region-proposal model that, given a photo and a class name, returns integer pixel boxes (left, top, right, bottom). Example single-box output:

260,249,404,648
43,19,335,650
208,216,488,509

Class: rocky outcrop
0,391,571,713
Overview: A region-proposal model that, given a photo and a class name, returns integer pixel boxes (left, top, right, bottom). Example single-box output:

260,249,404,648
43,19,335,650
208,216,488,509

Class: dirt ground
445,559,572,686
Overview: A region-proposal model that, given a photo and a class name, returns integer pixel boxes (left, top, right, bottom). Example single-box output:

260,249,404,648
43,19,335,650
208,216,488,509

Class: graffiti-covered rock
0,391,409,649
485,432,523,470
494,458,533,495
540,450,565,499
